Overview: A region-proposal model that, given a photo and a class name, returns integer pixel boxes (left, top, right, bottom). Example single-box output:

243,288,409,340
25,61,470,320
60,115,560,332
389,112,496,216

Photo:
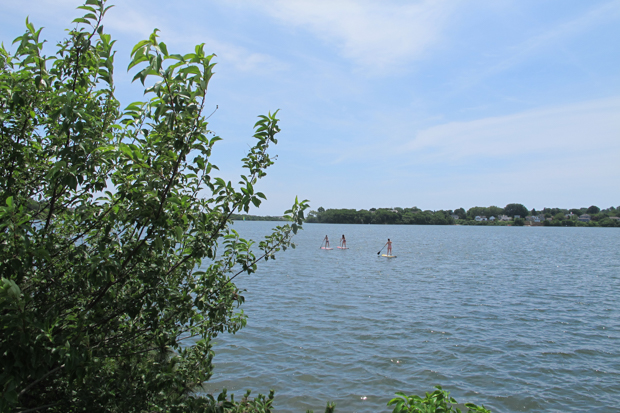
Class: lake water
199,222,620,412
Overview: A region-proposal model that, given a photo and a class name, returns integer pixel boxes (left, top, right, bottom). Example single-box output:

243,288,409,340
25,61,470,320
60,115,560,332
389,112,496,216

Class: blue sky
2,0,619,215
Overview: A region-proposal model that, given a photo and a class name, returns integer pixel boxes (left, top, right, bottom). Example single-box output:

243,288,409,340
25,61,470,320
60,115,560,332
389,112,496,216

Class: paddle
377,242,387,255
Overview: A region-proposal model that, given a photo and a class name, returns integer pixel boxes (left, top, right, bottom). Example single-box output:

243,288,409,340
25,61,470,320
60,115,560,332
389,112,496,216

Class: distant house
565,212,576,219
489,216,496,221
450,214,460,220
524,215,546,226
578,214,591,222
499,215,511,221
610,217,620,221
514,215,520,219
474,216,487,222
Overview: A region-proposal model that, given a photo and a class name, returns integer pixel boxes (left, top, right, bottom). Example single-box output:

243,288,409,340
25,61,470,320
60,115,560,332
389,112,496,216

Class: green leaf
158,41,169,57
0,13,309,411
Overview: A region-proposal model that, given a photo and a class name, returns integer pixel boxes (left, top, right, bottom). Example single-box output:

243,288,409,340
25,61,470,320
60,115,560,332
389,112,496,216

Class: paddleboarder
323,235,330,248
387,238,392,256
340,234,347,248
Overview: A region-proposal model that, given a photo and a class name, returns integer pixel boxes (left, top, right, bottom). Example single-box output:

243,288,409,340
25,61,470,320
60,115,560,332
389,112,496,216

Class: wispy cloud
402,97,620,162
104,6,164,39
2,0,77,22
240,0,460,73
206,41,288,74
102,3,288,76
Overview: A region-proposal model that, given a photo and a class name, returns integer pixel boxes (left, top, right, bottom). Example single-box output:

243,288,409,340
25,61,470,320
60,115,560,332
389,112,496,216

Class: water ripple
200,223,620,412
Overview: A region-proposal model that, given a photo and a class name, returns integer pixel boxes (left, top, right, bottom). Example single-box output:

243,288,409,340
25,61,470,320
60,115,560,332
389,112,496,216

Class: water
199,222,620,412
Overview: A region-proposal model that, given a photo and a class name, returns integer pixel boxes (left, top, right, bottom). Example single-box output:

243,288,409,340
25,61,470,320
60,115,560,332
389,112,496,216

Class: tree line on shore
306,204,620,227
230,213,288,221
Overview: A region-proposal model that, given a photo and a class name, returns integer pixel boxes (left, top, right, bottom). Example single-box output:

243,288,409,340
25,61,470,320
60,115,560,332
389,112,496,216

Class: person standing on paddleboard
324,235,330,248
341,234,346,248
387,238,392,256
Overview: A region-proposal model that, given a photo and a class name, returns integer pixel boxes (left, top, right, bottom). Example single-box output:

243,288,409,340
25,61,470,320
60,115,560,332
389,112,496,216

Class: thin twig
18,364,65,398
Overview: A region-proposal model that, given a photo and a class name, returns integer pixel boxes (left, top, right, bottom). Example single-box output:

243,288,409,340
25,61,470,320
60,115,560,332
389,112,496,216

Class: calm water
199,222,620,412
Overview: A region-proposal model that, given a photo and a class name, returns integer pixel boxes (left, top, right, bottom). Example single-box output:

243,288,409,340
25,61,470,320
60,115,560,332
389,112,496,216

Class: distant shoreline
232,206,620,227
231,214,287,222
305,206,620,228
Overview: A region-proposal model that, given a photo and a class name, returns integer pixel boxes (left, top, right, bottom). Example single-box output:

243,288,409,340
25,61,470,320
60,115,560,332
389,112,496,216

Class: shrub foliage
0,1,307,411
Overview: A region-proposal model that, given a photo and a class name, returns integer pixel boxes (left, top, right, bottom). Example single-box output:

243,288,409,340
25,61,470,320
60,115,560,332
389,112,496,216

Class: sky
2,0,619,215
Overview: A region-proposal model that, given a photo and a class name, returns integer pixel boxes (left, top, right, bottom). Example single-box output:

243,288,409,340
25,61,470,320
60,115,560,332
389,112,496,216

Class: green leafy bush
388,386,491,413
0,1,307,411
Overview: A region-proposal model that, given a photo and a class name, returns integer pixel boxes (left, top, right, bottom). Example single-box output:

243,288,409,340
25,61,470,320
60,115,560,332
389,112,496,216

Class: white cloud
402,97,620,162
1,0,76,20
104,6,162,39
96,2,289,76
209,41,288,74
243,0,459,73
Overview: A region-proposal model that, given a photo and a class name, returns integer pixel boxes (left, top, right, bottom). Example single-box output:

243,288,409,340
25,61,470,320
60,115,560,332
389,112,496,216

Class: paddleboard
381,254,397,258
337,247,349,249
321,247,333,250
